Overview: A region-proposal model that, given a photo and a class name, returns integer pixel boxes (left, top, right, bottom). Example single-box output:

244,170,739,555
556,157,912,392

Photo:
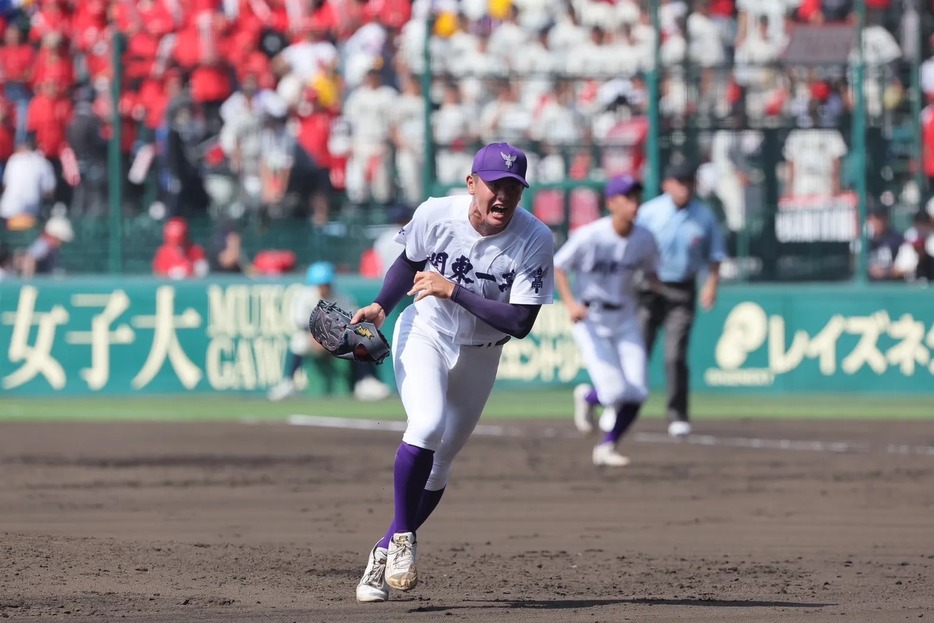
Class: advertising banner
1,279,932,396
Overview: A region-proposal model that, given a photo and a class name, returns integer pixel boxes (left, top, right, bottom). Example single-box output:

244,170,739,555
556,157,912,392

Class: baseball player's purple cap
471,142,529,188
605,174,643,198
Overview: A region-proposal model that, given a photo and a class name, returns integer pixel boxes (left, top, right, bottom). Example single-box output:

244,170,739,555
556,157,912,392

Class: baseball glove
308,300,391,364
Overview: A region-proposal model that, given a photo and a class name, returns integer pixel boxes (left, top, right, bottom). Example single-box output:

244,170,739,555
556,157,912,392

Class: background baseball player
350,142,554,602
554,175,660,467
267,261,391,402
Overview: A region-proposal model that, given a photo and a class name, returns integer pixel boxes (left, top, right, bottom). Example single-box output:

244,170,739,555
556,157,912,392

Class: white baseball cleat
592,442,630,467
267,379,296,402
573,383,596,434
356,543,390,602
668,420,692,437
385,532,418,591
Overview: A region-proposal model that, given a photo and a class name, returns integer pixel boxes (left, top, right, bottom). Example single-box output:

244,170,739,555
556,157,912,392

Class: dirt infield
1,416,932,622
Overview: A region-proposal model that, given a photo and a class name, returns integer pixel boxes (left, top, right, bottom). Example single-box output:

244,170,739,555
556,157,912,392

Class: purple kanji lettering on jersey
499,269,516,292
475,272,496,281
429,252,448,275
530,266,546,294
451,256,474,285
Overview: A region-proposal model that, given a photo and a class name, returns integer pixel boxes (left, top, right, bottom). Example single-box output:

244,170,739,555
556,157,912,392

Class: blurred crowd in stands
0,0,933,281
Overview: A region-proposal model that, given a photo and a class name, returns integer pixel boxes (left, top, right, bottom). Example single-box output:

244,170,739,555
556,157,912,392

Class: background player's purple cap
605,174,643,198
471,142,529,188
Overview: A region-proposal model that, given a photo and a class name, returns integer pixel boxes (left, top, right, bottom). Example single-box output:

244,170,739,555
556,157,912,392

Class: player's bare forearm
555,268,586,322
700,263,720,310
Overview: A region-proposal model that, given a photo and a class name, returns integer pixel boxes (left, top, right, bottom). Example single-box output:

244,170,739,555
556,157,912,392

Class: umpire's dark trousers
638,281,696,423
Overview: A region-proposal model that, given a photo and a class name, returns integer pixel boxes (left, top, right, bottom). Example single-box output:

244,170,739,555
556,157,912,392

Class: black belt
583,300,622,311
466,336,511,348
661,280,695,289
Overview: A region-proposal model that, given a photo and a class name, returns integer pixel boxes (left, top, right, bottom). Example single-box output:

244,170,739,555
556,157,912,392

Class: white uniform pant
572,317,649,407
392,305,503,490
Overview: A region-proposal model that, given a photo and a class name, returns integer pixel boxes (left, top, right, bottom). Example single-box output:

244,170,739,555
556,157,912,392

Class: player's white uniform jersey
554,217,658,328
395,194,555,345
554,217,659,407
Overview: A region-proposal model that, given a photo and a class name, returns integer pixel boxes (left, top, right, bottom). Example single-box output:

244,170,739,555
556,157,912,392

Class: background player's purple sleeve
450,285,541,339
374,252,426,315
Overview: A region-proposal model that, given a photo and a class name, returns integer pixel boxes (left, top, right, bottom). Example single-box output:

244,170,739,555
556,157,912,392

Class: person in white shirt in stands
782,106,847,198
432,81,476,188
343,66,399,206
272,22,339,85
390,71,426,206
0,137,55,225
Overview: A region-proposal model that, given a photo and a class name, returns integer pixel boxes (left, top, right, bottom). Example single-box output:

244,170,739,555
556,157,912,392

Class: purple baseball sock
377,442,434,548
379,487,446,549
602,402,642,445
415,487,445,529
585,387,601,406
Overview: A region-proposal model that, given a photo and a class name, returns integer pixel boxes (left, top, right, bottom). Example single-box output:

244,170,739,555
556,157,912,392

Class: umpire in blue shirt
636,161,727,437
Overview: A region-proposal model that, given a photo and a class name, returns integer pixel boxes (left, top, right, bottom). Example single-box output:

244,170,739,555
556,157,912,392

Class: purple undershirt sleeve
450,285,541,339
373,252,426,315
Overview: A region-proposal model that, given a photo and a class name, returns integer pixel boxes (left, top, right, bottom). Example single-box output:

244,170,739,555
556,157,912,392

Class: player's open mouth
490,204,507,216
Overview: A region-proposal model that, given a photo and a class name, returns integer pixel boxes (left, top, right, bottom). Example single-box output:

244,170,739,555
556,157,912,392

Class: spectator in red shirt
0,23,35,86
32,31,76,94
152,216,209,279
138,69,185,132
295,87,336,225
29,0,71,45
71,0,108,54
923,93,934,192
27,79,73,159
0,23,36,144
797,0,854,23
0,97,16,172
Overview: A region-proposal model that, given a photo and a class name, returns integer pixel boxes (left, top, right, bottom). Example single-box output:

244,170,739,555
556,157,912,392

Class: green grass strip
1,390,931,422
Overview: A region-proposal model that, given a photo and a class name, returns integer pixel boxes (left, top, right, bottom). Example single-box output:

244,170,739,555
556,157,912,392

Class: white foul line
285,415,934,457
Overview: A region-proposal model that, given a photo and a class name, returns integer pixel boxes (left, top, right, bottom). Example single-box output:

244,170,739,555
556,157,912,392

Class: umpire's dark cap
605,174,643,198
472,142,529,188
664,161,698,181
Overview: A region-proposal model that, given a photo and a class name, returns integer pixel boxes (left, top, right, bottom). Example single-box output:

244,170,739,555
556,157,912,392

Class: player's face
664,178,694,208
467,174,525,235
608,192,642,225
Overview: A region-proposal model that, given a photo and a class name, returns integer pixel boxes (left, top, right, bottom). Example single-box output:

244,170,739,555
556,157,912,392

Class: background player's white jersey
554,217,659,325
395,194,554,345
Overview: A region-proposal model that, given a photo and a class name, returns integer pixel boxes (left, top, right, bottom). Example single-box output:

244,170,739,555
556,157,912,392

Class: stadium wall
1,278,932,396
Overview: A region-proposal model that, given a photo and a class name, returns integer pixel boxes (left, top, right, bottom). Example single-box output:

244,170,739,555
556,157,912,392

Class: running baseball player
554,175,660,467
350,142,554,602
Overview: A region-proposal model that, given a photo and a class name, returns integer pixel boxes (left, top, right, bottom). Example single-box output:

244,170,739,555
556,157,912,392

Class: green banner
1,279,932,396
694,285,934,394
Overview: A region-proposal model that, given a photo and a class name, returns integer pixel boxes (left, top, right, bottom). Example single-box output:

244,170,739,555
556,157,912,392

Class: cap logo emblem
500,152,516,169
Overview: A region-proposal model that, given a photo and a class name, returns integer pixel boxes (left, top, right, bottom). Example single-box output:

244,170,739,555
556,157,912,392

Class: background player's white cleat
592,442,630,467
668,421,692,437
598,406,616,433
385,532,418,590
573,383,596,434
356,543,390,602
267,379,296,402
354,376,392,402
